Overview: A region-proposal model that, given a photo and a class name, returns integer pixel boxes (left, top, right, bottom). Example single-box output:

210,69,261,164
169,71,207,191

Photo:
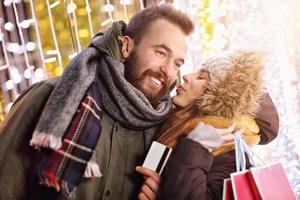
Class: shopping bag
249,162,297,200
223,178,234,200
222,132,297,200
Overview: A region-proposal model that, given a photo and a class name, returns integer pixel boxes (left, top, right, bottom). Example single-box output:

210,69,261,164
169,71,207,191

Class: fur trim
197,51,265,118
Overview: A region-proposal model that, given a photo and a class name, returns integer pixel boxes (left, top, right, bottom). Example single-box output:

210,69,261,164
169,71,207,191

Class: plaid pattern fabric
38,82,103,196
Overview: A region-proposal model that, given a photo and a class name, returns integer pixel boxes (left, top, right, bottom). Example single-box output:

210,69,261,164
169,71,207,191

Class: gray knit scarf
30,21,172,151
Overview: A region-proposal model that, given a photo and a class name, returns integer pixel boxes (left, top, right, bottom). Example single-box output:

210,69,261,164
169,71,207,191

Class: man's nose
160,59,177,80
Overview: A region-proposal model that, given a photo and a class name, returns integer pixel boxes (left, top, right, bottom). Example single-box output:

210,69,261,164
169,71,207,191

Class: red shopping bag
222,133,297,200
249,162,297,200
223,170,261,200
223,178,234,200
231,170,261,200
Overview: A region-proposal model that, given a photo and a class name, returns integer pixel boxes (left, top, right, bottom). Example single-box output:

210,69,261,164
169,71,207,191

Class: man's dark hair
124,4,194,45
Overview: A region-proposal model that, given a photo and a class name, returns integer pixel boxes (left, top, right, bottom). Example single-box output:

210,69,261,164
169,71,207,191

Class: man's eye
156,50,166,57
175,63,182,68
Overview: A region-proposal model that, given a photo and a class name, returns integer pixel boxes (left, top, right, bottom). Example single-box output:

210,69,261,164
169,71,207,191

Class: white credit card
142,141,172,175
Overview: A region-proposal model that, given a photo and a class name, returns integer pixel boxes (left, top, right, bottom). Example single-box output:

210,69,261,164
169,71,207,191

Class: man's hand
136,166,160,200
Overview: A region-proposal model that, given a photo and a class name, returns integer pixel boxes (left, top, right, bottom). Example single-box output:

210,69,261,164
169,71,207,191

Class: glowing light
50,1,60,9
78,8,87,15
10,67,19,77
6,103,13,113
24,68,33,79
85,5,91,13
207,15,215,23
55,22,64,31
102,4,114,13
19,19,35,29
6,42,23,54
120,0,132,5
12,74,21,84
34,68,45,80
0,65,8,71
79,29,89,38
46,50,58,55
54,67,63,76
44,57,57,63
5,80,14,90
4,22,15,32
26,42,36,51
198,12,205,17
139,0,144,9
4,0,12,7
68,53,78,59
67,2,77,14
101,18,112,27
215,23,226,32
211,36,228,49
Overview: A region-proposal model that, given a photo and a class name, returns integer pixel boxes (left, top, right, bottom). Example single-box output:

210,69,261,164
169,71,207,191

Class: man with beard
0,4,279,200
0,4,194,200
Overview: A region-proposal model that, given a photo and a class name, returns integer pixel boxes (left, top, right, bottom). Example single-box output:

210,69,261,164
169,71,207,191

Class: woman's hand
136,166,161,200
187,123,243,152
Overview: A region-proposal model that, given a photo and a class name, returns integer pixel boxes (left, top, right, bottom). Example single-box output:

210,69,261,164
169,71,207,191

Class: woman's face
172,70,210,108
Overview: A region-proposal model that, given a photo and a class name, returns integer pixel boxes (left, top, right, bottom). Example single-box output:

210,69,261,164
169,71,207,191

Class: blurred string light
85,0,94,38
139,0,145,10
0,22,19,100
104,0,114,23
19,19,35,29
28,0,48,78
0,1,141,115
46,0,63,75
66,0,82,52
49,1,61,9
197,0,228,57
101,1,114,27
10,66,22,84
12,0,33,84
120,0,131,23
4,22,15,32
23,68,33,79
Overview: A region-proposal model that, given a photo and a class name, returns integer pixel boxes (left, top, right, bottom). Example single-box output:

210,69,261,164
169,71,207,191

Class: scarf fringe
39,177,60,192
84,160,103,178
30,133,62,150
61,180,76,198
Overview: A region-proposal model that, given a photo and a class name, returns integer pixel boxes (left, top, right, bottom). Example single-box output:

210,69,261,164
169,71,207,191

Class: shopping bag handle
234,131,256,172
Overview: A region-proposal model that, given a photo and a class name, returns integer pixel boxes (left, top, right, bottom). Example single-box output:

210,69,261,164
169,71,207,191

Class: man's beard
124,49,172,106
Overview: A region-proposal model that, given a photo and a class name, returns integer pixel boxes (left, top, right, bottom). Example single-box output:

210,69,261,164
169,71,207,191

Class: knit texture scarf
29,21,172,197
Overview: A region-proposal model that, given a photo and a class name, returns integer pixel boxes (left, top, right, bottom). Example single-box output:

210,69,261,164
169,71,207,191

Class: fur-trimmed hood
197,51,265,118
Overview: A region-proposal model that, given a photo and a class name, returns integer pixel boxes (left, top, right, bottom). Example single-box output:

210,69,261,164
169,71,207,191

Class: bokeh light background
0,0,299,197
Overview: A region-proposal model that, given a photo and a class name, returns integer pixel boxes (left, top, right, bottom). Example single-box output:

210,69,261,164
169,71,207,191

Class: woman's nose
182,74,191,83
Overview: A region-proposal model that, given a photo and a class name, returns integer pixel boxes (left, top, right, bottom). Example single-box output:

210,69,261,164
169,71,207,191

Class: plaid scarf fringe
37,83,103,197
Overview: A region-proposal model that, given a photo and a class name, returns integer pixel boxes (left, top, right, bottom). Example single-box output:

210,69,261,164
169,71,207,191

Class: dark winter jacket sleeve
158,139,252,200
255,92,279,144
158,138,213,200
0,81,54,200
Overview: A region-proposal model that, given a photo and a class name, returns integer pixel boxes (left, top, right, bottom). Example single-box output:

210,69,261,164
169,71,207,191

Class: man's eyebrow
153,44,185,64
153,44,171,53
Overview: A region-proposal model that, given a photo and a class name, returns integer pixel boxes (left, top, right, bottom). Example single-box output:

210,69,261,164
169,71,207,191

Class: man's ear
121,36,134,59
